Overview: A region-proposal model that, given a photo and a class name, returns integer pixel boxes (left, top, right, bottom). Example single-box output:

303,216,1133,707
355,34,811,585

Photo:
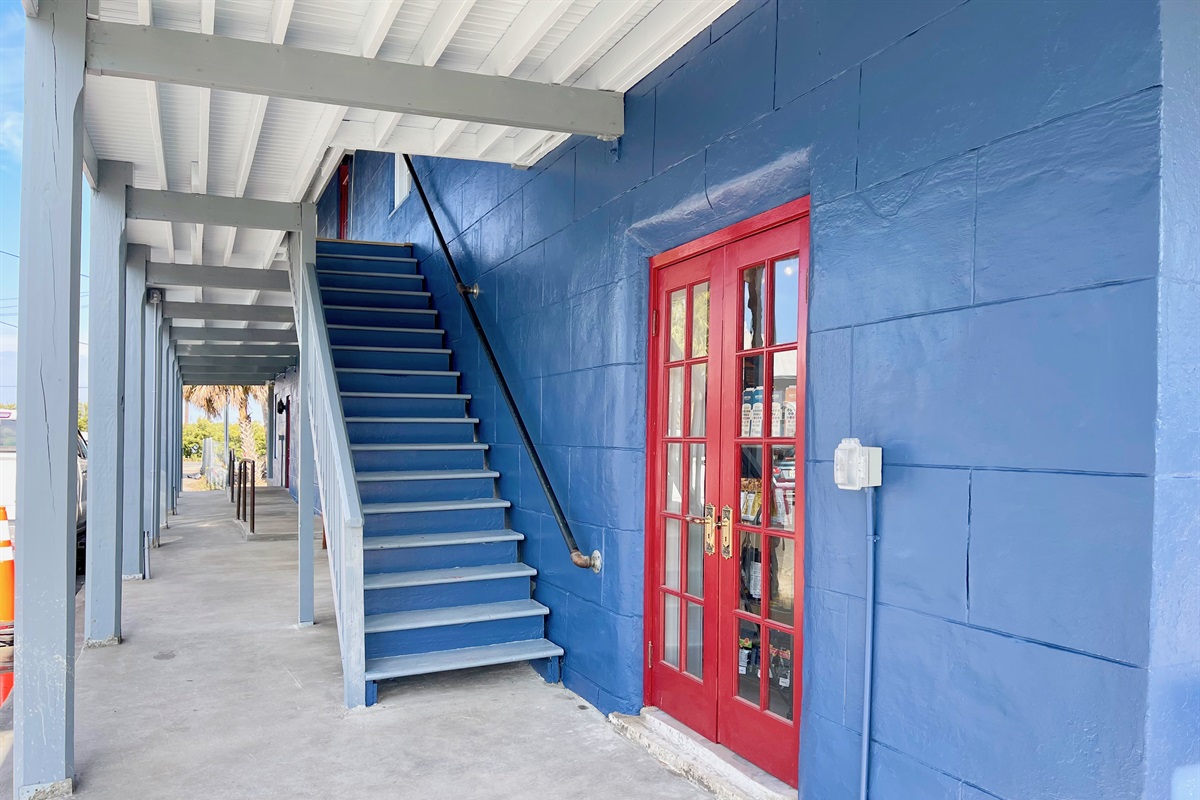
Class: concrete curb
610,709,794,800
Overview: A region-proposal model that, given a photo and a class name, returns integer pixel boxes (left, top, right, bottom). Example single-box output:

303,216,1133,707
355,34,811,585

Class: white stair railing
299,258,367,707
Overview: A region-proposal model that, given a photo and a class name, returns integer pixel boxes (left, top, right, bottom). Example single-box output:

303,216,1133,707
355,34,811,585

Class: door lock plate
720,505,734,558
702,503,716,556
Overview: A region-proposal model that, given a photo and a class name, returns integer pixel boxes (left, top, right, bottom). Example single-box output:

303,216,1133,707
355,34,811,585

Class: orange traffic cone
0,506,12,625
0,506,13,705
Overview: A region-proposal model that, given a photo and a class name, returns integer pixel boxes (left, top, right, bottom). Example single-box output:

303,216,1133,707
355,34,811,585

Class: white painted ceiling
85,0,738,311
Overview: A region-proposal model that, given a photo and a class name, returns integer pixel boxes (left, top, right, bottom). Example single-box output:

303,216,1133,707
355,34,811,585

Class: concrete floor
1,490,710,800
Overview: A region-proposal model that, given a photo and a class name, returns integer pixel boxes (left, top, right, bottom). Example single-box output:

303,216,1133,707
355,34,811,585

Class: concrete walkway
2,490,710,800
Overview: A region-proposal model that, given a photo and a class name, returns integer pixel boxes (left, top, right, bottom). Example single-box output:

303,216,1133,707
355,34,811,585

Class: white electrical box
833,438,882,491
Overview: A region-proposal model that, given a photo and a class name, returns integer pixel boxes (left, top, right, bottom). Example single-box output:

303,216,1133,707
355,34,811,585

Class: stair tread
325,305,436,314
346,416,478,424
358,469,499,482
352,442,488,451
364,498,510,514
321,287,430,297
340,392,470,399
317,269,422,280
362,529,523,549
365,599,548,634
364,562,535,590
365,638,563,681
328,324,444,334
336,368,459,376
317,252,417,263
333,345,452,354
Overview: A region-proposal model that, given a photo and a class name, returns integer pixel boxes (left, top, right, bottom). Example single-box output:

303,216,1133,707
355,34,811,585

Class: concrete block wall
328,1,1192,797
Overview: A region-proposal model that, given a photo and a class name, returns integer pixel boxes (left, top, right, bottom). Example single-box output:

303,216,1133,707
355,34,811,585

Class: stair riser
324,308,437,328
320,289,430,310
318,273,423,291
328,327,444,349
365,616,546,660
363,539,518,574
353,448,487,473
316,241,414,260
337,372,458,394
364,506,507,536
365,575,531,614
358,476,496,504
347,421,476,445
341,396,467,417
334,350,450,371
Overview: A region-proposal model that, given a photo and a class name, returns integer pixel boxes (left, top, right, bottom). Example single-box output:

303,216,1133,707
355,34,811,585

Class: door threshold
610,708,795,800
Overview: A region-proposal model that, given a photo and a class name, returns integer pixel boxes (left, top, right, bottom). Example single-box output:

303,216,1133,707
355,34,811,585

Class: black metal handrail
402,154,599,572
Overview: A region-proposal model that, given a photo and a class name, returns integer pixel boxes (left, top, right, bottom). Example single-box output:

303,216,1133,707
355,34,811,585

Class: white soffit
84,0,738,277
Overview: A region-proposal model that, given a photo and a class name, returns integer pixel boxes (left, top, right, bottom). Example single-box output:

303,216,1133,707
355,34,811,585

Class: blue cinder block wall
328,1,1196,797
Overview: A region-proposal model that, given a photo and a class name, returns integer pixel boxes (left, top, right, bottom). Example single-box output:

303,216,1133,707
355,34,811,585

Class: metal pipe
250,461,256,533
859,486,878,800
403,155,599,572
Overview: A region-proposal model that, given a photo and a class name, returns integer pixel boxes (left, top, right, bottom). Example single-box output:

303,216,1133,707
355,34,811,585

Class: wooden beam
176,343,299,357
15,0,86,792
161,301,294,323
179,355,295,368
128,188,304,231
85,20,624,138
147,262,291,292
170,326,296,343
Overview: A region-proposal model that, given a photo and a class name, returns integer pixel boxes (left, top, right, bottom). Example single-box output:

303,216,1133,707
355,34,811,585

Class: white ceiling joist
128,188,304,231
373,0,476,150
474,0,642,161
431,0,572,156
136,0,174,263
220,0,295,268
84,21,625,139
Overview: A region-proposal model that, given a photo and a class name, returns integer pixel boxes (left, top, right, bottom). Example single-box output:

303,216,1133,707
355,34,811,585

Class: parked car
0,410,89,551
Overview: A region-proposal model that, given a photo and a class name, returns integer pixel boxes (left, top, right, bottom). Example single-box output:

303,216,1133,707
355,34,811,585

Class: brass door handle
720,505,734,559
686,504,717,556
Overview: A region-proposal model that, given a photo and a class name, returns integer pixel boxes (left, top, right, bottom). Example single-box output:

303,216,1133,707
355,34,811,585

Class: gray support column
149,297,164,544
156,326,168,532
84,160,132,647
142,296,160,560
14,0,86,795
295,224,315,626
176,371,183,506
169,352,178,513
122,247,146,578
265,382,275,482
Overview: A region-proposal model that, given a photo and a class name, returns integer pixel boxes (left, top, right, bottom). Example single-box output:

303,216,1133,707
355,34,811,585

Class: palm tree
182,384,268,463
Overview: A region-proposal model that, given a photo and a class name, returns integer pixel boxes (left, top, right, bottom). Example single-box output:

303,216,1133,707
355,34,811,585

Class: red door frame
644,196,811,784
337,159,351,240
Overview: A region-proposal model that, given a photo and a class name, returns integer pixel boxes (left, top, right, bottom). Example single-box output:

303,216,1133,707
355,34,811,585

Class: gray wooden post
150,296,164,544
295,223,315,626
14,0,86,794
122,246,147,579
84,160,132,647
142,295,160,557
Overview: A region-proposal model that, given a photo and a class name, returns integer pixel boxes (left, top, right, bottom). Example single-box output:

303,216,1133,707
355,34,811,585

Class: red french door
646,198,810,786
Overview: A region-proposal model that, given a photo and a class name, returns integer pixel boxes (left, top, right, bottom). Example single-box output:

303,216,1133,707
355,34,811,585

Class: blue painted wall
330,1,1190,797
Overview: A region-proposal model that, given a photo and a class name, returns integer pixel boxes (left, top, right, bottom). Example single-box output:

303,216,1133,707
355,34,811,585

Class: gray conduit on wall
860,486,878,800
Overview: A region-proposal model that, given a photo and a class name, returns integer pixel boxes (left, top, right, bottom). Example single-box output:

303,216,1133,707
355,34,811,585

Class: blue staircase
314,239,563,703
